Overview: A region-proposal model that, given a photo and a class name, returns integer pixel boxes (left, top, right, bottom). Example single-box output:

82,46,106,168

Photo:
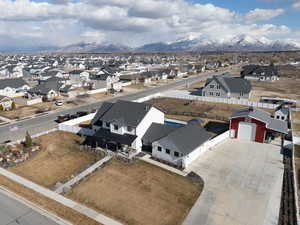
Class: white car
55,101,64,106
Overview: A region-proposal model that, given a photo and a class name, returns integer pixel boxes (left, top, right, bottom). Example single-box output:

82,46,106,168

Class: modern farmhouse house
89,100,165,151
202,76,252,99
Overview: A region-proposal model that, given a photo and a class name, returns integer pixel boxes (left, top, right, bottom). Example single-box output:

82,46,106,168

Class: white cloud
245,8,285,22
292,2,300,9
0,0,296,50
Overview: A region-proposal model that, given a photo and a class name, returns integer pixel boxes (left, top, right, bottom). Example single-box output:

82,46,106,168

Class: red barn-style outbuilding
230,107,288,143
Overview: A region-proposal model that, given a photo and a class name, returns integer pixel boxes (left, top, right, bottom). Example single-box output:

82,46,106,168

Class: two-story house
241,65,279,81
89,100,165,151
0,78,30,97
202,76,252,99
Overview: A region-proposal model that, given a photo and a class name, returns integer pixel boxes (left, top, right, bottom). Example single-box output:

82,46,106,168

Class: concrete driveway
184,139,284,225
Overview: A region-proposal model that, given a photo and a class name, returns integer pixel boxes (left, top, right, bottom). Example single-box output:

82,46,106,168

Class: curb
0,186,73,225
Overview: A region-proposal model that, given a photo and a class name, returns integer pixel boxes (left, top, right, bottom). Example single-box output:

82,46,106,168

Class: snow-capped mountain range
136,35,300,52
1,35,299,53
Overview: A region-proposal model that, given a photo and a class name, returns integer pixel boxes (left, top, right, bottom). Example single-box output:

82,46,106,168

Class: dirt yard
250,78,300,104
66,160,202,225
10,131,99,188
148,97,273,122
0,102,59,120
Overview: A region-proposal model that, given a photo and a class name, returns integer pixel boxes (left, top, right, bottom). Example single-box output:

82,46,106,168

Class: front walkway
55,155,113,194
184,139,284,225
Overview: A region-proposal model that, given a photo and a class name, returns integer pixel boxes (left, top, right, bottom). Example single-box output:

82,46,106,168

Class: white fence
58,113,96,136
86,88,107,95
122,81,132,87
205,130,230,150
134,93,162,103
161,90,279,109
14,97,43,106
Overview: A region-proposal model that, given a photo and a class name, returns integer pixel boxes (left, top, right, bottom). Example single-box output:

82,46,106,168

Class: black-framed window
209,85,214,88
127,126,133,132
114,124,118,130
157,146,162,152
174,151,180,157
106,122,110,127
166,149,170,154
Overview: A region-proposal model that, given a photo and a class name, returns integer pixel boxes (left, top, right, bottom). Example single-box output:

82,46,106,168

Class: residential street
0,68,234,143
0,190,62,225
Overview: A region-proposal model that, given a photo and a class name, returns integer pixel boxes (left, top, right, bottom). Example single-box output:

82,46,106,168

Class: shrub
24,131,33,148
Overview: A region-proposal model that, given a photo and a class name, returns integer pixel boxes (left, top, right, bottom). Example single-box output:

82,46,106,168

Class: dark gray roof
231,107,288,134
28,80,63,95
0,78,29,89
142,123,180,145
206,76,252,94
92,128,137,146
92,100,157,127
155,121,212,155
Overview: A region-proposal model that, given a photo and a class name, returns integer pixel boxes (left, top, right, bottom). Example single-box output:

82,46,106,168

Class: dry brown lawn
66,160,202,225
0,102,58,120
10,131,99,188
0,175,102,225
126,84,149,90
250,78,300,104
293,112,300,121
147,97,273,122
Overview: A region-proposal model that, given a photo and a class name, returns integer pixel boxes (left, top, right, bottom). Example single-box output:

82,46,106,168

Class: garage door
238,122,256,141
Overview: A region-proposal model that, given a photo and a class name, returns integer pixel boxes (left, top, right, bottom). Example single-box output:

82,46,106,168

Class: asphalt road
0,68,233,143
0,190,61,225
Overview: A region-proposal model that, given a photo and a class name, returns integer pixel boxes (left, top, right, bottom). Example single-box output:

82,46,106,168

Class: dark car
76,111,89,117
56,114,71,123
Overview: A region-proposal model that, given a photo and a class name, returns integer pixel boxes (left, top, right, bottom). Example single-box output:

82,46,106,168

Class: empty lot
66,160,202,225
10,131,99,188
250,78,300,104
147,97,258,122
184,139,283,225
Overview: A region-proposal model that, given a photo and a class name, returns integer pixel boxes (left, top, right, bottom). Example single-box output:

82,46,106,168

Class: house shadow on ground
204,121,229,136
189,88,203,96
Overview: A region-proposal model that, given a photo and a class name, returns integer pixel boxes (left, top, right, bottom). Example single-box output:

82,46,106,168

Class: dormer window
106,122,110,127
114,124,119,130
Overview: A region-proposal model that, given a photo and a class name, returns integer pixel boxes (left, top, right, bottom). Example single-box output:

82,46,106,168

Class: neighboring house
142,119,211,168
274,104,289,121
120,74,152,84
91,71,122,91
202,76,252,99
0,78,30,97
230,107,288,143
0,95,14,110
28,77,65,101
88,100,165,151
241,65,279,81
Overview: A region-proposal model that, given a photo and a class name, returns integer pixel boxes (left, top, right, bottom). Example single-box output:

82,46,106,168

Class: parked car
56,114,70,123
55,101,64,106
76,111,89,117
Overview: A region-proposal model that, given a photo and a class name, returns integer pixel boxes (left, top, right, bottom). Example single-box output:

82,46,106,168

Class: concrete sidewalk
55,155,112,194
0,168,123,225
0,115,12,123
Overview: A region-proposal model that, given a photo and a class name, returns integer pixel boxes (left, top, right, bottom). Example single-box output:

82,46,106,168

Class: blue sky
0,0,299,50
190,0,300,29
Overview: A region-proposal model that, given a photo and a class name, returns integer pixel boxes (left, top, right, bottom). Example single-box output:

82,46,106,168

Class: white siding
134,107,164,151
